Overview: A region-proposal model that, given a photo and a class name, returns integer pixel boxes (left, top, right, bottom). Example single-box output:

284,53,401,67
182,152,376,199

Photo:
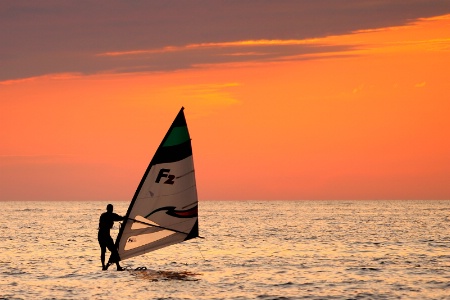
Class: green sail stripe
162,126,190,147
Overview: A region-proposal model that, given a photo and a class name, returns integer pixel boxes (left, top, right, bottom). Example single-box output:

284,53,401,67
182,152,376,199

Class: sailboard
114,107,199,262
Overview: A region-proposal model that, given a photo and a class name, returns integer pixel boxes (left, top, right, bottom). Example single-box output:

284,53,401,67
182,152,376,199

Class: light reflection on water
0,200,449,299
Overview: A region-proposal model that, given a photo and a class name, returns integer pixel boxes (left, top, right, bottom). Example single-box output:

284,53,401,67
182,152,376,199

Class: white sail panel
124,231,176,251
131,158,197,220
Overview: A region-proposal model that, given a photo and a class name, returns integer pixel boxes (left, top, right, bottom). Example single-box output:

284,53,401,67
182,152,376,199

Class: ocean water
0,200,449,300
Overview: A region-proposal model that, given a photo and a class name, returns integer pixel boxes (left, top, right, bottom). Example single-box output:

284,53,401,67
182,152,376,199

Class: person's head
106,204,113,212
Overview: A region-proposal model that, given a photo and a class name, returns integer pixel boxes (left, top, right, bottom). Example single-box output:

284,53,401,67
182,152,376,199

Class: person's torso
98,212,115,232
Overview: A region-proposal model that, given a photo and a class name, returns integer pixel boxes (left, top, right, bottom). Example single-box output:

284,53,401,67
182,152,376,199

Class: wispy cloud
98,39,322,57
152,83,241,112
415,82,426,88
0,73,82,85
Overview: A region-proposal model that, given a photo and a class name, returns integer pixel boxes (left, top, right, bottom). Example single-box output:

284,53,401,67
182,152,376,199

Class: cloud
1,0,450,81
97,39,324,57
415,82,426,88
147,83,241,116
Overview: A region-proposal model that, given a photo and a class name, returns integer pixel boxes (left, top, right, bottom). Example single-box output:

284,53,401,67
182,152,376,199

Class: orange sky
1,14,450,201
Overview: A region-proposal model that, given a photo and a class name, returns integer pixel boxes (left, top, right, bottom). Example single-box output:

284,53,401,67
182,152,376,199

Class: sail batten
115,107,199,262
128,218,193,235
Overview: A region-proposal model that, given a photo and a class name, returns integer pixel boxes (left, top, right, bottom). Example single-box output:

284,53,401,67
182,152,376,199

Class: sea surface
0,200,449,300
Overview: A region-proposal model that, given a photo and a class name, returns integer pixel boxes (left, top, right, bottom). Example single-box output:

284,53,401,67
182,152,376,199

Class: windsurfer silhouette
98,204,125,271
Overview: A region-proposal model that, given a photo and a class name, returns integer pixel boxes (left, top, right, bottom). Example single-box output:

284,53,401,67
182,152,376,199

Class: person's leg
100,244,107,270
105,237,124,271
98,232,110,270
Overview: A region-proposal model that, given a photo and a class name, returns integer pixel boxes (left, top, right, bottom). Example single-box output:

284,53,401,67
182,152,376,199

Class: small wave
2,268,27,276
346,266,382,272
257,295,292,300
360,267,381,271
57,273,81,279
273,281,295,286
15,208,45,212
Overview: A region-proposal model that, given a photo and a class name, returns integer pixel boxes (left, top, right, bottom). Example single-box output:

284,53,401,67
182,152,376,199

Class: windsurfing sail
115,107,199,261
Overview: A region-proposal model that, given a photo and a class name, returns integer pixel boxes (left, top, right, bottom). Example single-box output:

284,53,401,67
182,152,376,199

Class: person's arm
112,213,125,222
